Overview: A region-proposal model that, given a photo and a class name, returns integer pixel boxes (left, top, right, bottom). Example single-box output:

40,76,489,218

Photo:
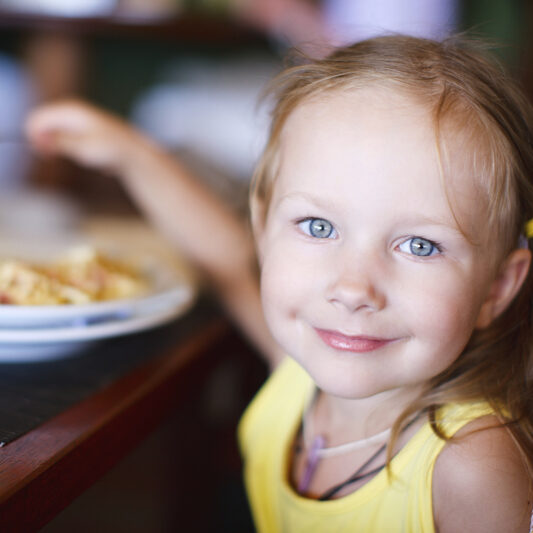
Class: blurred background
0,1,530,531
0,0,530,227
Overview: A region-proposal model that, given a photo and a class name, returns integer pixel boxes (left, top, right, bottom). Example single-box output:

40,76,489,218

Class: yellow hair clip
526,219,533,239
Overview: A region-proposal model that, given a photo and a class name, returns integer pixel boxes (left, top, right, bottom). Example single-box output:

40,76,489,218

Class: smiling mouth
315,328,395,353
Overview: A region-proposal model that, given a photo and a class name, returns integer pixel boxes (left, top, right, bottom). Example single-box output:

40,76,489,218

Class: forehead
273,88,485,237
278,87,432,177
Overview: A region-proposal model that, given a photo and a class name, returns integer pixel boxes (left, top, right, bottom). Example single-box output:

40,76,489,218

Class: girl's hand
25,99,143,175
26,99,280,369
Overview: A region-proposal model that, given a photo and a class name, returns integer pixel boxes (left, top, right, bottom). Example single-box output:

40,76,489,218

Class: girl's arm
432,415,532,533
26,100,284,369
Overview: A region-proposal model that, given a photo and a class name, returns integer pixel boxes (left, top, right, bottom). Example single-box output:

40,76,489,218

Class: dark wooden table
0,299,256,532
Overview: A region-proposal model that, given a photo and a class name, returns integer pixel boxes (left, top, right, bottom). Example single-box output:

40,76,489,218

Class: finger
26,108,82,138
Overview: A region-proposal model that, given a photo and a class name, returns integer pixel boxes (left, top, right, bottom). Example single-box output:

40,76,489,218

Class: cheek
260,232,322,299
261,247,303,313
402,271,483,347
259,239,321,342
260,257,296,352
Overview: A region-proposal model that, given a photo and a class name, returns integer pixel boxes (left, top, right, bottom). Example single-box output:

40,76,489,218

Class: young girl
27,35,533,532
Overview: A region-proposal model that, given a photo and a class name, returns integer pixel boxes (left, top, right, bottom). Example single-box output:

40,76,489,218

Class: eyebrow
273,192,336,212
274,191,469,237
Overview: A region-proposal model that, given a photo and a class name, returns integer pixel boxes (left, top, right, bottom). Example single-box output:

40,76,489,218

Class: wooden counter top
0,302,249,532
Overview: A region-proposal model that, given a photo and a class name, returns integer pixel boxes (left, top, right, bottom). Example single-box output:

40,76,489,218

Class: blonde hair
251,34,533,472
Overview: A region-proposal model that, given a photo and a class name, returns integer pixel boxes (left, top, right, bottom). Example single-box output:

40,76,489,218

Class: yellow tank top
238,357,492,533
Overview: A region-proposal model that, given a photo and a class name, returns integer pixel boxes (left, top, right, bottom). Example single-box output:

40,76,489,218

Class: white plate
0,223,197,361
0,264,190,329
0,286,194,343
0,295,195,363
0,288,195,363
0,226,195,328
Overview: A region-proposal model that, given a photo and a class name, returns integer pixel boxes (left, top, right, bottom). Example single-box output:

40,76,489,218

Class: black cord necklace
296,411,423,501
318,442,388,500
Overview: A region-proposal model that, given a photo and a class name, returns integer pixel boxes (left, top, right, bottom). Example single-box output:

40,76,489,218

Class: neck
314,384,424,443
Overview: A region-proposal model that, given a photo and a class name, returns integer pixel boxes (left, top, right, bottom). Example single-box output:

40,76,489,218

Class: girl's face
258,89,504,402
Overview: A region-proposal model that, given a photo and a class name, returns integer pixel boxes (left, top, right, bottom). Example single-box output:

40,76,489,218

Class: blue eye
298,218,337,239
399,237,440,257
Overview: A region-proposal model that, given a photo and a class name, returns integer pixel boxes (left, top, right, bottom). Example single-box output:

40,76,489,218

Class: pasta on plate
0,246,148,305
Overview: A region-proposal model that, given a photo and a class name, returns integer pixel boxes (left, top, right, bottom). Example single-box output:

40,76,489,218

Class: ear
475,248,531,329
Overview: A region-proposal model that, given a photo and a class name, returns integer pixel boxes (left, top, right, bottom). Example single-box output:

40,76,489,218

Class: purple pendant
298,435,326,494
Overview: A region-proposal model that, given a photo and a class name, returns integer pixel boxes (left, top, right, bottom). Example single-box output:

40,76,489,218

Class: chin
310,369,386,399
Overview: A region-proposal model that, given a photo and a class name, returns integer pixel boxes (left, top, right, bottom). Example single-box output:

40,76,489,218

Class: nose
326,264,386,313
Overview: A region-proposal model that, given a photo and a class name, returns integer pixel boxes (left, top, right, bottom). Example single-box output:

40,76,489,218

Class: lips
315,328,394,353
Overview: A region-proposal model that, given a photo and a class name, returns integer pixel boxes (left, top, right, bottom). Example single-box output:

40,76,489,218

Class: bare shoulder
432,415,532,533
